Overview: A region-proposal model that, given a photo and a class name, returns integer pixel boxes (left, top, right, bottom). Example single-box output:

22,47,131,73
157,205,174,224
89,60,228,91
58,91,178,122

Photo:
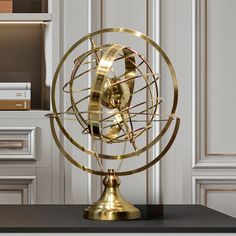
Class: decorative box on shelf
0,0,12,13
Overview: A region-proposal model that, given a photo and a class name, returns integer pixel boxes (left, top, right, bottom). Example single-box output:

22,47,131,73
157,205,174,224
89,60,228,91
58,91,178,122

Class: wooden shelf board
0,110,50,119
0,13,52,22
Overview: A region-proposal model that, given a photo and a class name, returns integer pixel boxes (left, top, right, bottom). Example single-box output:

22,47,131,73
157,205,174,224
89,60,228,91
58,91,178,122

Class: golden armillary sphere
47,28,180,221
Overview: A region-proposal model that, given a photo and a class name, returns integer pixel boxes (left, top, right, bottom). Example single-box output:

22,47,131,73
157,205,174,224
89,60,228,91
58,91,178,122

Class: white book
0,90,31,100
0,83,31,90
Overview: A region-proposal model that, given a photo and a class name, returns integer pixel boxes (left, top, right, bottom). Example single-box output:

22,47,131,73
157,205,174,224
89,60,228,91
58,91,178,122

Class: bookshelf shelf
0,110,49,119
0,13,52,22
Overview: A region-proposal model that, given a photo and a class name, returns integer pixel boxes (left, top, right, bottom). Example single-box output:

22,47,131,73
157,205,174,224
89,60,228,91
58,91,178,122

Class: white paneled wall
61,0,160,204
160,0,236,218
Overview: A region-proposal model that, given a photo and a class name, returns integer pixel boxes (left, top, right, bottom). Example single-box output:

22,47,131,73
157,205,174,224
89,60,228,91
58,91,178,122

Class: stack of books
0,83,31,110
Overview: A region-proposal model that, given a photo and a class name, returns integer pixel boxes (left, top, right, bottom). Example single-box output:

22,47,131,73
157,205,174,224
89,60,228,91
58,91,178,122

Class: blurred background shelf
0,0,60,206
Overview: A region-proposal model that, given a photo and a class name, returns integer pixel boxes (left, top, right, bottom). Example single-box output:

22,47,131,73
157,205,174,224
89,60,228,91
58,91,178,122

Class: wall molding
192,0,236,168
0,127,36,161
87,0,103,204
0,176,36,204
146,0,161,204
192,176,236,204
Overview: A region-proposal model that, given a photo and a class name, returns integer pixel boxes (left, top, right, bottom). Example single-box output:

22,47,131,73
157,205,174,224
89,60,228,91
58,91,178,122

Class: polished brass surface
46,28,180,220
84,169,141,220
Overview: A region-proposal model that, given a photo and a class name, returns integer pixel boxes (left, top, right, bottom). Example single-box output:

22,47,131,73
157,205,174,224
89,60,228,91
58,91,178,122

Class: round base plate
83,203,141,221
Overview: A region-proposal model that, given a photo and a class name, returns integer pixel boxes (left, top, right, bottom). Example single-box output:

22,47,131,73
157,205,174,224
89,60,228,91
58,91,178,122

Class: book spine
0,90,31,100
0,83,31,90
0,100,31,110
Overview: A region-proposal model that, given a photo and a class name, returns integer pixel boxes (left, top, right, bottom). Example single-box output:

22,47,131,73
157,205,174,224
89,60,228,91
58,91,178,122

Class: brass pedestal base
83,170,141,221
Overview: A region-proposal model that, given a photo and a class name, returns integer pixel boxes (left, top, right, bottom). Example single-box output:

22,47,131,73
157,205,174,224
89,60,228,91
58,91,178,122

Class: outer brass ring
50,27,179,176
50,115,180,176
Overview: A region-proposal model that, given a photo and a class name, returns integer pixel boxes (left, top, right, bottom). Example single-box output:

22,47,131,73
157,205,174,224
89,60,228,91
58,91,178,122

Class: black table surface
0,204,236,233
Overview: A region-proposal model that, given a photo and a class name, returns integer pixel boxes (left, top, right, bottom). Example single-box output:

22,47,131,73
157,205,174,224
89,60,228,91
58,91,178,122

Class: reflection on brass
0,139,23,148
46,28,180,220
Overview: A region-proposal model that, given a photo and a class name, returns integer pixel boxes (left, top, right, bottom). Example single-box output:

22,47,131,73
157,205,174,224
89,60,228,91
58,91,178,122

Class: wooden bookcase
0,1,61,204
